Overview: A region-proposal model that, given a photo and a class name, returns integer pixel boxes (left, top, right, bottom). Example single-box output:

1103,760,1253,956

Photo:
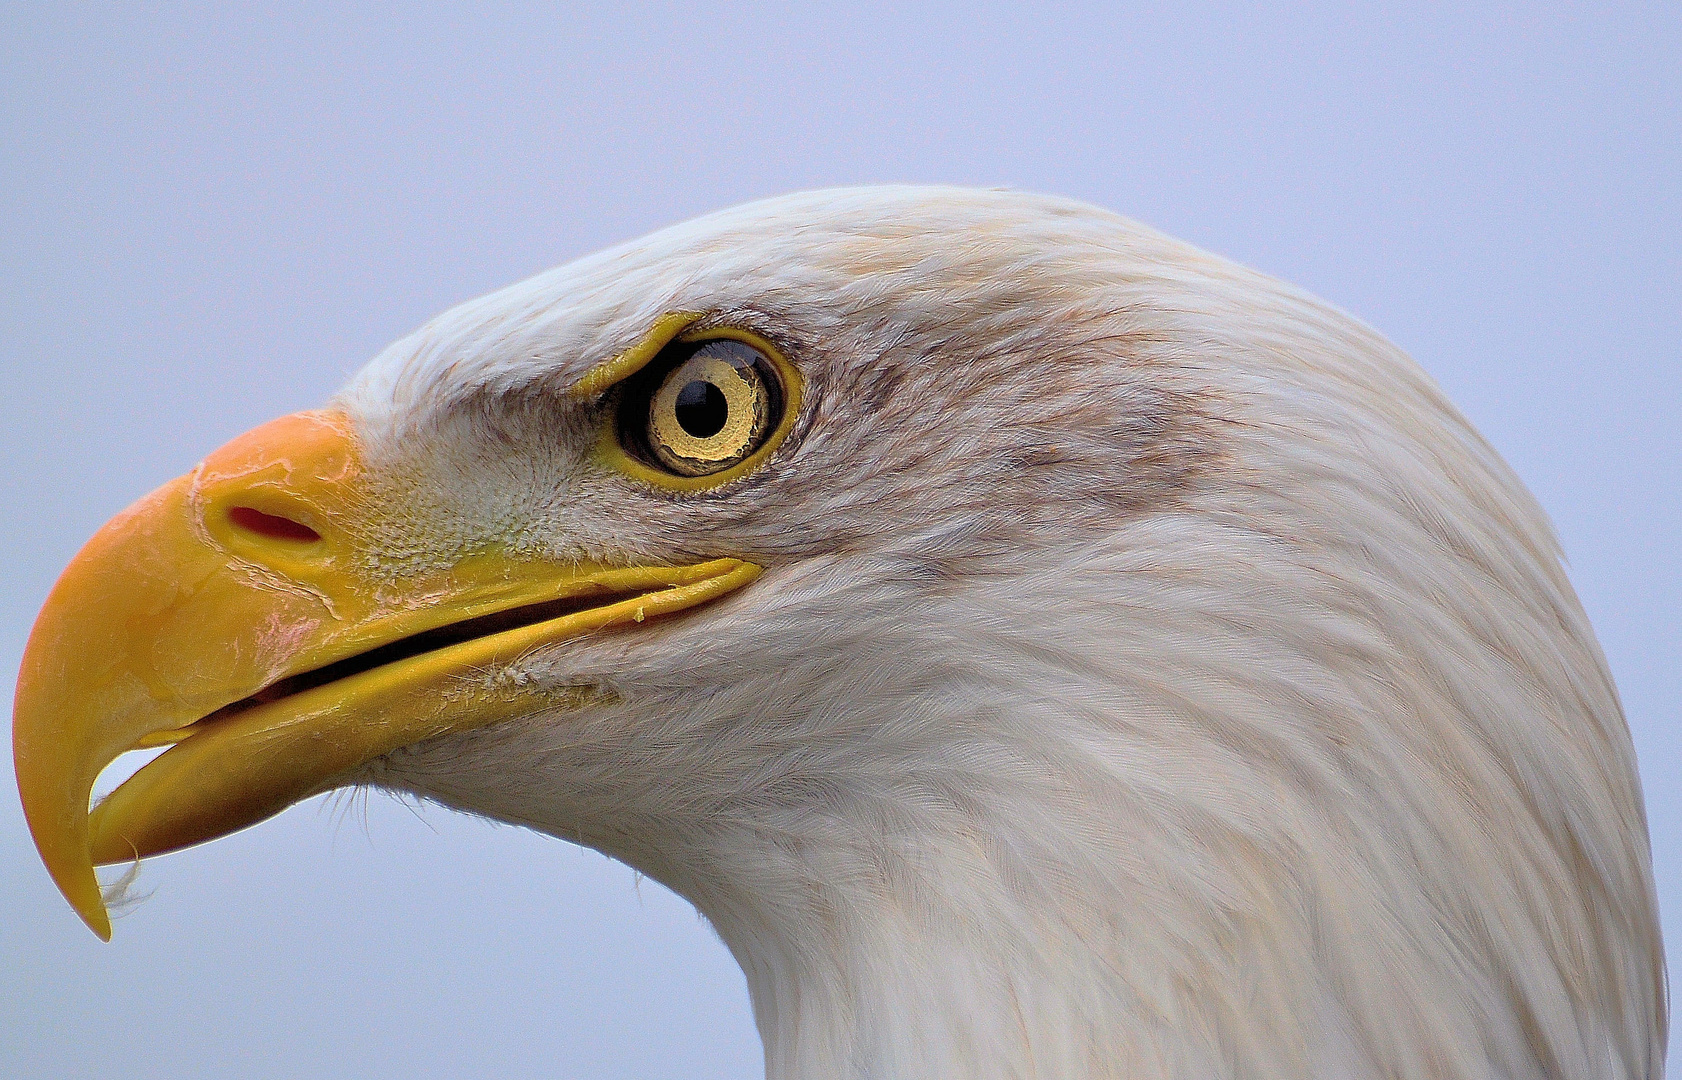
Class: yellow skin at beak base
12,410,760,940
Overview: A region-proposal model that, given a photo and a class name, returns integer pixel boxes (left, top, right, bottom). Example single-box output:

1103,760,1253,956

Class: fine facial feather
327,187,1661,1080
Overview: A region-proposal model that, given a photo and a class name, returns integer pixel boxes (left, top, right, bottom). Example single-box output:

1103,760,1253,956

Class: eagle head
14,187,1664,1080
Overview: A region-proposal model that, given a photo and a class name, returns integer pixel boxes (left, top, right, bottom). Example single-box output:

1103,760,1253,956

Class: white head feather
329,186,1662,1080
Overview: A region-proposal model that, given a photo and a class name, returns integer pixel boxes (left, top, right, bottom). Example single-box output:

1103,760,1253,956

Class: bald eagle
14,187,1665,1080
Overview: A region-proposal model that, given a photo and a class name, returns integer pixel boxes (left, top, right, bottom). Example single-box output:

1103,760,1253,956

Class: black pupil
674,379,729,439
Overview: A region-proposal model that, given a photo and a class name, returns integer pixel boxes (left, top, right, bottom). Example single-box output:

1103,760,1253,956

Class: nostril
227,506,322,543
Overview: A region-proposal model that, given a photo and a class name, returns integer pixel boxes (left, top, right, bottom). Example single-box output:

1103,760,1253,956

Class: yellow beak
13,410,760,940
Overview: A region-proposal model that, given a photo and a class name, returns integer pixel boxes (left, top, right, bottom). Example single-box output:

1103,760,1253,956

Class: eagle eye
619,338,783,477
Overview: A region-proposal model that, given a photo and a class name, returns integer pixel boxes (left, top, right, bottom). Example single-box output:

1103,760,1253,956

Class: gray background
2,4,1677,1077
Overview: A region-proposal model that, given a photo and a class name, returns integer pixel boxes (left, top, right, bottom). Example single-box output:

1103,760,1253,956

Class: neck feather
637,533,1656,1080
385,513,1661,1080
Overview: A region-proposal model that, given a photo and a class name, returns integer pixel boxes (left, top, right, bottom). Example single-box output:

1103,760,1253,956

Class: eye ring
605,328,798,488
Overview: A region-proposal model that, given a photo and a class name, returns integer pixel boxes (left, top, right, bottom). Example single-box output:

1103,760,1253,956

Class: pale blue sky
2,4,1677,1077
